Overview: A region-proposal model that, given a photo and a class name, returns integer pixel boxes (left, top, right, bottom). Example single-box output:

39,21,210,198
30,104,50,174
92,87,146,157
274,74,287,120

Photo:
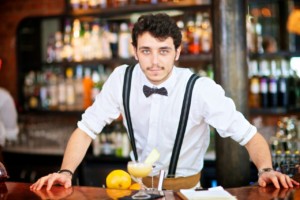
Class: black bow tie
143,85,168,97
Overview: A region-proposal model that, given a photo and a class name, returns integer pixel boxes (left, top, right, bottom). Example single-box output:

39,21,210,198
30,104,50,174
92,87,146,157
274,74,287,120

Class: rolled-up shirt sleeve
197,78,257,146
77,65,126,139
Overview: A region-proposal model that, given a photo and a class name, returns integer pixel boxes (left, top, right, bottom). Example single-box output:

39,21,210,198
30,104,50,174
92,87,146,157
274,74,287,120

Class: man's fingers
46,173,60,190
258,178,266,187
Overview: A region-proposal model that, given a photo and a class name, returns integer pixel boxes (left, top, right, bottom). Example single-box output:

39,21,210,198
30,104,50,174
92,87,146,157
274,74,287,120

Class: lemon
106,169,132,189
144,148,160,165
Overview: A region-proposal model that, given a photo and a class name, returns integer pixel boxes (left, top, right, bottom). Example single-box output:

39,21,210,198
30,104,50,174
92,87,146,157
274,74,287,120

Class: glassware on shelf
127,161,152,199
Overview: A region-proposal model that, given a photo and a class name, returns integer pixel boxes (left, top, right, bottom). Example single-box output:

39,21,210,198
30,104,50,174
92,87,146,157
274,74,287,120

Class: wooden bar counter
1,182,300,199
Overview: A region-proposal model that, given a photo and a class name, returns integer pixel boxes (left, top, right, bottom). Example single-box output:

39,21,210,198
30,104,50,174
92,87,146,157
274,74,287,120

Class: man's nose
151,52,159,65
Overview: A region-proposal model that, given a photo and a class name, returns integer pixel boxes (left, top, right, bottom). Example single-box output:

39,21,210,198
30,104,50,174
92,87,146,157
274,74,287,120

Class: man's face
133,32,181,85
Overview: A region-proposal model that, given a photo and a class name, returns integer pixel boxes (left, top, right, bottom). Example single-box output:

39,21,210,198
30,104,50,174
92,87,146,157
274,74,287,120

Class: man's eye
160,50,169,54
141,50,150,54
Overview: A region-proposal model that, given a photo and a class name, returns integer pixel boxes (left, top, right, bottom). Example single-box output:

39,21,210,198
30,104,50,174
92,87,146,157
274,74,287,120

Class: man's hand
258,170,299,188
30,172,72,191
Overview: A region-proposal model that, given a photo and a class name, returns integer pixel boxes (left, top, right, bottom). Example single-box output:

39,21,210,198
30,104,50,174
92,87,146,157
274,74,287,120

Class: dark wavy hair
131,13,182,49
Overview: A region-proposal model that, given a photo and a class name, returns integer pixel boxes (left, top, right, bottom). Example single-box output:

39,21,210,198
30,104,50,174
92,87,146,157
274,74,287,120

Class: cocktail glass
127,161,152,199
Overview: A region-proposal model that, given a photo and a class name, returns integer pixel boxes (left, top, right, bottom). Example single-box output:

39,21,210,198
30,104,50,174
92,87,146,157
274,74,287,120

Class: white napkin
180,186,237,200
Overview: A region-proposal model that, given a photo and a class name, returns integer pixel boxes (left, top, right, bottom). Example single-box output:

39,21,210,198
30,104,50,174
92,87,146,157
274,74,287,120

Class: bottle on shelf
248,60,260,108
72,19,83,62
65,68,76,110
90,20,103,60
201,12,212,53
268,60,278,108
83,68,94,109
54,32,63,62
259,59,270,108
101,23,113,59
109,23,119,58
75,65,84,111
48,72,59,110
288,65,297,109
118,23,132,59
39,72,49,110
70,0,81,9
82,22,93,60
91,69,101,101
57,73,67,111
81,0,89,9
62,20,74,62
176,20,189,55
278,59,289,108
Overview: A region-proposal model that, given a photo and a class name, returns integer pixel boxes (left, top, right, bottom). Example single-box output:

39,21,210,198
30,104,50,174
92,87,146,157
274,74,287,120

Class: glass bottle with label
249,60,260,108
66,68,76,110
268,60,278,108
278,59,289,108
259,60,270,108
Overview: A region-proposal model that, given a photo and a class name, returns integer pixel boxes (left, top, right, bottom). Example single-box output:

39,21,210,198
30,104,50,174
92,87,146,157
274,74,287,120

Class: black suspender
122,64,138,161
167,73,199,177
122,65,199,175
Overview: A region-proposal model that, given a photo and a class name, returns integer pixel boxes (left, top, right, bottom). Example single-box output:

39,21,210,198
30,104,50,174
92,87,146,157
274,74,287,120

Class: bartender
30,13,299,191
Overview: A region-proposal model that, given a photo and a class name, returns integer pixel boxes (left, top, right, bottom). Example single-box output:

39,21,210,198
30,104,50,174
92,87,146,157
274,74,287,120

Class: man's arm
60,128,92,173
245,132,299,188
30,128,92,190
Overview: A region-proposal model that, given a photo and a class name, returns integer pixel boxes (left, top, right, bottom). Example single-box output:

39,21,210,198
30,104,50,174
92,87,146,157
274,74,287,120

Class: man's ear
175,46,181,61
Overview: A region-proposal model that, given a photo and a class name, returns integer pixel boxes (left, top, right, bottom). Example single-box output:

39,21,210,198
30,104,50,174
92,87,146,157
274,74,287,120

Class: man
0,87,19,162
30,13,298,191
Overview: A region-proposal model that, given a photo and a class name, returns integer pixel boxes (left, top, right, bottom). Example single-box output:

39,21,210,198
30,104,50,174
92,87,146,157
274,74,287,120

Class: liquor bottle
81,0,89,9
75,65,84,111
83,68,93,109
248,60,260,108
253,19,263,53
65,68,76,110
54,31,63,62
57,73,67,111
288,67,297,108
268,60,278,107
118,23,132,59
99,0,107,8
39,72,49,110
82,22,92,60
72,19,83,62
70,0,80,9
101,23,113,59
109,23,119,58
259,60,270,108
62,20,73,61
88,0,99,8
90,20,103,59
48,72,59,110
91,69,101,101
177,20,189,55
186,18,197,54
278,59,289,108
201,12,212,53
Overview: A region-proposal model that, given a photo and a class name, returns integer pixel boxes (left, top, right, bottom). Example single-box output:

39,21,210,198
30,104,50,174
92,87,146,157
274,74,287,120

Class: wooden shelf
250,107,300,115
249,51,300,60
67,1,211,18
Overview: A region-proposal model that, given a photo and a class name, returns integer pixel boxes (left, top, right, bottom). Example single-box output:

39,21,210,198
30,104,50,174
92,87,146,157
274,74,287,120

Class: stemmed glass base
132,190,151,199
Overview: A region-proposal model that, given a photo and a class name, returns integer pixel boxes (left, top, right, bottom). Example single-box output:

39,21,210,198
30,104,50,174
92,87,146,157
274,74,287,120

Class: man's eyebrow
138,46,173,50
138,46,150,50
159,47,173,50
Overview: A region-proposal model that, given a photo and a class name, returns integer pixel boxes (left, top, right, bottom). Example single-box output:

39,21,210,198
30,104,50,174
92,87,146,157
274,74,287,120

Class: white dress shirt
0,88,19,146
78,64,257,177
